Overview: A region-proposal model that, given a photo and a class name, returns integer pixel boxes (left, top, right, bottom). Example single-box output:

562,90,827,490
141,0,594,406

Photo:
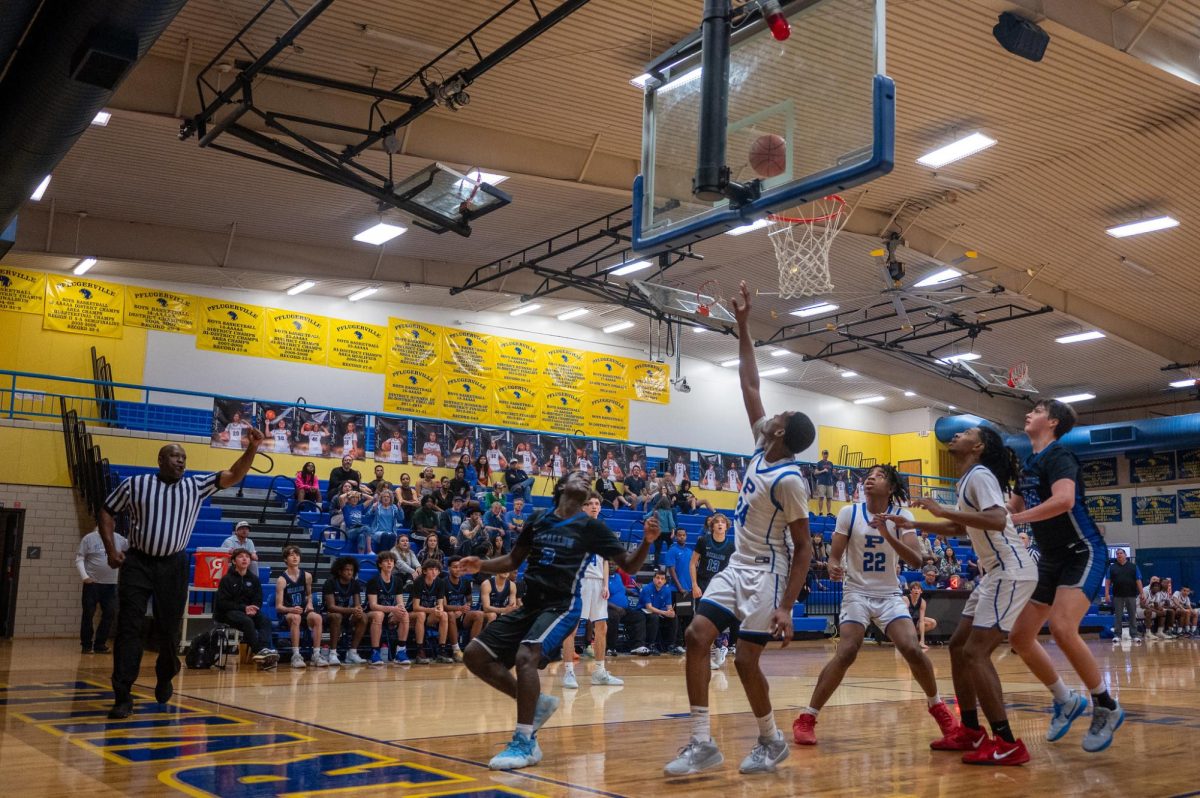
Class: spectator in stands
605,565,643,655
438,496,468,545
294,462,321,505
1173,586,1197,637
417,468,437,496
483,501,507,537
392,534,422,578
673,478,713,515
921,566,943,590
410,496,440,539
1105,549,1142,643
637,570,682,655
221,521,259,562
214,548,277,667
810,531,829,569
448,466,472,502
322,555,367,664
485,534,505,559
965,553,981,584
459,508,484,538
416,532,445,567
906,581,937,650
327,455,365,503
1142,580,1171,639
503,497,528,537
472,455,492,493
335,487,373,554
481,570,520,625
456,520,489,558
938,547,961,581
275,545,325,668
395,473,420,526
77,525,128,654
913,529,934,561
596,474,629,510
433,478,453,510
649,496,677,567
645,468,662,497
622,465,647,510
443,556,483,660
367,464,393,498
504,461,536,501
409,559,452,663
929,534,946,562
365,490,402,554
365,550,411,666
814,450,835,516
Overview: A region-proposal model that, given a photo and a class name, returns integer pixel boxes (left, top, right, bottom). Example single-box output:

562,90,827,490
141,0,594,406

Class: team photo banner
123,288,196,333
413,420,446,468
259,402,298,455
43,277,124,338
331,411,367,460
197,300,264,357
265,309,328,365
211,398,256,450
374,415,409,464
0,267,47,314
296,408,333,458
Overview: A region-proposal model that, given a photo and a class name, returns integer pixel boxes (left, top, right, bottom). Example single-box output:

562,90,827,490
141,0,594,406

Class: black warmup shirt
694,533,736,590
409,576,447,608
517,510,625,605
366,572,408,607
1107,560,1142,598
442,575,474,609
323,577,361,608
1019,442,1103,552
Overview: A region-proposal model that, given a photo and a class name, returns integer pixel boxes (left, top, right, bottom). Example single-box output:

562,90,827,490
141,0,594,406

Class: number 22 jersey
835,503,913,597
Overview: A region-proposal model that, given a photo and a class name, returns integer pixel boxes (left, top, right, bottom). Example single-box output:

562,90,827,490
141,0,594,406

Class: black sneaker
81,646,93,654
107,701,133,719
434,654,455,664
155,681,173,704
93,645,111,654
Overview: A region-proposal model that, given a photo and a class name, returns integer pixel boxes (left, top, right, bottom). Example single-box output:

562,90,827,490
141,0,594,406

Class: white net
767,195,849,298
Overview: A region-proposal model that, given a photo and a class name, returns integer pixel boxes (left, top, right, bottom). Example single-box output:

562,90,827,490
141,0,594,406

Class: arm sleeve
75,538,90,581
585,519,627,560
962,469,1006,511
833,506,853,538
771,473,810,523
103,478,132,516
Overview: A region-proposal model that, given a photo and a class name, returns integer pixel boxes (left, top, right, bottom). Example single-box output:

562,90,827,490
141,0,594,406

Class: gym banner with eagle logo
264,309,328,365
43,277,125,338
585,393,629,439
196,299,264,356
0,266,47,314
329,320,386,373
122,288,196,333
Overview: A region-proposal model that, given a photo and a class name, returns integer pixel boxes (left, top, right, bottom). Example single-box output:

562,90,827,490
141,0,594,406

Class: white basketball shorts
580,577,608,622
963,572,1036,632
696,564,785,643
839,591,912,630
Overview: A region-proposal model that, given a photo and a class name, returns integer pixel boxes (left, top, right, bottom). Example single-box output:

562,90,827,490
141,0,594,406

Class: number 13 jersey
836,503,914,597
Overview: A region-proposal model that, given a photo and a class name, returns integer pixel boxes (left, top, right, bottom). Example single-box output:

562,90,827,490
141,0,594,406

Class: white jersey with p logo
728,418,809,578
836,503,914,597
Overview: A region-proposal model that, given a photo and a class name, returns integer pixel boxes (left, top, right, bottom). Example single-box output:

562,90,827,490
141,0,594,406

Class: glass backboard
632,0,893,252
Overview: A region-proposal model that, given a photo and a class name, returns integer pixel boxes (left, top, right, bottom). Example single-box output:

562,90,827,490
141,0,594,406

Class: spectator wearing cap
504,461,536,501
221,521,258,561
814,449,835,516
921,566,943,590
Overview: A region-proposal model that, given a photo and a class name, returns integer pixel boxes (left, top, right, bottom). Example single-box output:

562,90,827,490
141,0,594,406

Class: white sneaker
315,650,329,667
591,668,623,686
344,650,366,665
488,734,542,771
664,739,724,776
739,730,789,774
713,646,728,669
291,652,306,669
563,669,579,689
533,693,560,732
325,650,341,666
630,646,652,656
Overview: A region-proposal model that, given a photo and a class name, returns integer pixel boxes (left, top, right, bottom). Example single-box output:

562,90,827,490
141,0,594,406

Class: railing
58,397,116,521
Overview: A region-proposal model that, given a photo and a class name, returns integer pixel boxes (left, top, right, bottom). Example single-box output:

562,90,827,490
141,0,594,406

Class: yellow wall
0,310,147,400
818,426,891,465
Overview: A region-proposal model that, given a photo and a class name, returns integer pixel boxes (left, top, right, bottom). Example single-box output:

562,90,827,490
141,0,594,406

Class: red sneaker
930,724,987,751
928,701,959,738
963,736,1030,766
792,713,818,745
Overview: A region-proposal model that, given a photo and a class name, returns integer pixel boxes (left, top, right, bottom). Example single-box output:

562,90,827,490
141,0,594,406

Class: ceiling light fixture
770,349,788,357
359,24,447,57
1056,330,1105,344
29,175,51,201
1106,216,1179,238
630,72,652,89
903,391,916,397
938,352,981,364
917,132,997,168
721,358,740,368
726,218,771,236
948,404,957,410
659,66,702,93
348,287,378,302
692,326,707,333
72,257,97,276
1169,378,1197,388
791,302,839,317
1055,392,1096,403
510,303,541,316
930,173,980,191
603,320,635,333
913,268,963,288
841,370,858,378
759,367,788,377
1119,256,1155,276
853,396,886,404
556,308,588,321
353,221,407,245
286,280,316,296
610,259,652,277
91,111,112,126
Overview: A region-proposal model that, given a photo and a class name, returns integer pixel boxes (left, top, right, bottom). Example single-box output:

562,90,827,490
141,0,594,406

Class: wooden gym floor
1,636,1197,797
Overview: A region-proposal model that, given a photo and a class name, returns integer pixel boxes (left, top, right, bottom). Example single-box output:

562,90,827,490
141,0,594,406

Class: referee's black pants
112,549,189,704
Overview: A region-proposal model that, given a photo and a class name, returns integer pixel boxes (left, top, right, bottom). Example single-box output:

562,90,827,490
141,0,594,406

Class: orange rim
767,194,847,225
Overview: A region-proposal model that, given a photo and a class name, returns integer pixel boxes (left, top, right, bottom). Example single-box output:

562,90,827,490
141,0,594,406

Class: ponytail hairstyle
867,464,909,505
976,426,1021,494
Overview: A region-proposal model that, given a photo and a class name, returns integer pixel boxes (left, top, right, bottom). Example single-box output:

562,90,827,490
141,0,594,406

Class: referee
100,427,265,719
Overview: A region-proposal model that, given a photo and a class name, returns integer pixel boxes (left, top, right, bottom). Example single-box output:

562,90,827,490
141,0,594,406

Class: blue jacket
639,582,673,613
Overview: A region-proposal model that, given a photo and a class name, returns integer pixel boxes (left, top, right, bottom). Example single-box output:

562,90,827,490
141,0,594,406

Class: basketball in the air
265,409,276,422
749,133,787,178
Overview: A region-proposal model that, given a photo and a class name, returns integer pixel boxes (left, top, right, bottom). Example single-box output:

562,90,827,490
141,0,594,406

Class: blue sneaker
1047,691,1088,742
369,650,384,667
1082,703,1125,752
488,734,543,770
392,649,411,666
532,693,561,733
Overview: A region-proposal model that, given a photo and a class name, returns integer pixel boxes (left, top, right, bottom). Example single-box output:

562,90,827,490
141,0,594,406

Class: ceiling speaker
993,12,1050,63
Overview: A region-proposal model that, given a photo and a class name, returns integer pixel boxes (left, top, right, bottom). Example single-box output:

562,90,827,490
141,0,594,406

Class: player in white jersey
485,441,508,472
883,425,1036,766
700,465,718,491
725,465,740,492
270,420,291,453
421,431,441,467
515,443,537,474
561,492,624,688
666,282,814,778
382,431,405,463
546,446,565,477
673,457,689,485
793,464,959,746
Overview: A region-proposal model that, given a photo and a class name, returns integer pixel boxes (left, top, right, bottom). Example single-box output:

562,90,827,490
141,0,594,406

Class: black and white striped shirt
103,473,221,556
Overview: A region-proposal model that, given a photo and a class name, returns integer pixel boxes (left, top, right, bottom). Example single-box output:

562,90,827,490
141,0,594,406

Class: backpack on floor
185,628,217,670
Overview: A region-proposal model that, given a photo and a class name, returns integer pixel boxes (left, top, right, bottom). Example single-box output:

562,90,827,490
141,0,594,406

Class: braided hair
866,464,910,505
976,426,1021,494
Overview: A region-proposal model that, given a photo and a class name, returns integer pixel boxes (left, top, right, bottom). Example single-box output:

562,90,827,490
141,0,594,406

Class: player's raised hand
459,556,483,575
910,497,947,518
730,280,752,326
642,514,661,544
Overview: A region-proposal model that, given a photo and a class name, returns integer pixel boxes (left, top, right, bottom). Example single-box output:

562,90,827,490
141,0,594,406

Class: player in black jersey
409,560,450,663
322,556,366,665
481,571,519,624
275,545,324,669
365,551,411,666
444,556,484,661
462,471,660,771
691,513,736,669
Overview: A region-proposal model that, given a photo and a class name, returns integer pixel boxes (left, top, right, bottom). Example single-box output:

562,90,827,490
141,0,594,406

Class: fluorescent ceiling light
903,391,916,397
948,404,957,410
692,326,707,333
660,66,702,93
913,268,962,288
1055,392,1096,403
353,222,406,245
359,25,445,56
1056,330,1105,344
938,352,981,364
841,371,858,378
611,259,652,277
603,320,635,334
91,111,112,126
791,302,838,318
770,348,788,357
630,72,652,89
510,303,541,317
1169,378,1197,388
348,287,378,302
726,218,771,236
759,367,788,377
917,132,997,168
286,280,316,296
721,358,740,368
557,308,588,321
1119,256,1155,276
30,175,51,201
854,396,886,404
72,258,97,276
1106,216,1179,238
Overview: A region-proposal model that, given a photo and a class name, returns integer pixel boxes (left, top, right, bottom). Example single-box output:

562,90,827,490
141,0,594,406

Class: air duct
0,0,189,231
936,412,1200,460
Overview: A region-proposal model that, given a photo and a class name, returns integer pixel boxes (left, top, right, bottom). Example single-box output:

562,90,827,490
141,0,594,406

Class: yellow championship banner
0,267,47,314
494,337,545,385
493,382,540,430
585,393,629,439
540,389,585,434
439,375,493,423
43,277,124,338
543,346,586,391
196,299,264,357
264,309,328,365
383,367,440,416
442,328,494,378
387,317,442,368
586,352,631,397
122,287,195,333
329,320,386,373
629,361,670,403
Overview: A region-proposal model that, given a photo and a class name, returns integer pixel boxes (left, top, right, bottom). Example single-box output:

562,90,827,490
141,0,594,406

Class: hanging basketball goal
767,195,849,298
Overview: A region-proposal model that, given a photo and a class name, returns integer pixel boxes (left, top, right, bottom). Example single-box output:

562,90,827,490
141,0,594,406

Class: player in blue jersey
665,282,815,778
1008,400,1123,752
461,471,659,771
275,545,324,669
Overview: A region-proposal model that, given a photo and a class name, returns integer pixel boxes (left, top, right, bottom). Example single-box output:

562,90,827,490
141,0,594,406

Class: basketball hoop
695,279,721,317
767,195,848,298
1007,361,1032,390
